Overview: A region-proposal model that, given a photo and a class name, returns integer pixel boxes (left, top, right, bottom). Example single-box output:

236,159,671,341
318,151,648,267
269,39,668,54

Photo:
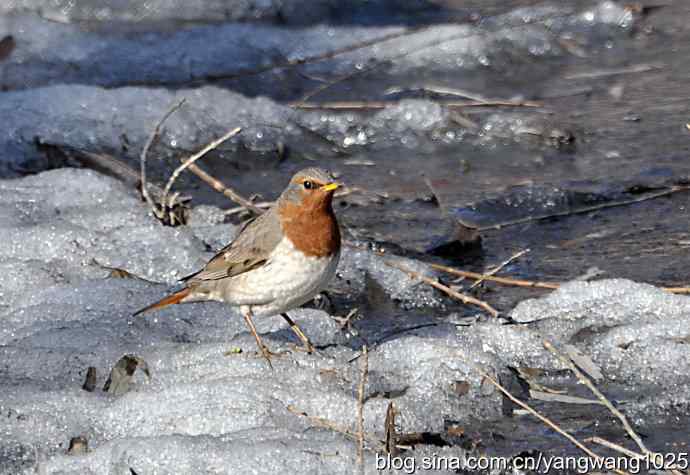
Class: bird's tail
133,287,191,316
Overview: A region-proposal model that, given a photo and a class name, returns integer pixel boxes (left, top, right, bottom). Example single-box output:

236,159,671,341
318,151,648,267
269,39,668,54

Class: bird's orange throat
278,195,340,258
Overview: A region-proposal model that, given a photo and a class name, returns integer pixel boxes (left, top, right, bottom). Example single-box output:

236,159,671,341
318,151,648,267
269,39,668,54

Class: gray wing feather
183,207,282,283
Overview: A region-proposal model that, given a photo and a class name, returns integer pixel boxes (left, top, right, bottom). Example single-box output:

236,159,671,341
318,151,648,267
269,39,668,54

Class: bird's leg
243,310,273,369
281,312,315,354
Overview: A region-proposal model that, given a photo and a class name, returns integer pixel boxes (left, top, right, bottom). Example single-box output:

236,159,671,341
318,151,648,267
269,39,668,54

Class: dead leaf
103,355,151,396
384,402,398,456
0,35,15,62
82,367,97,392
563,344,604,381
452,380,470,397
67,436,88,455
529,390,602,405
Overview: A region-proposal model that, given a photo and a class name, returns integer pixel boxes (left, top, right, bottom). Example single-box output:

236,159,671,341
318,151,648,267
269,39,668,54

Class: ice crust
0,1,634,175
1,1,680,472
1,169,689,473
0,0,427,25
0,169,499,474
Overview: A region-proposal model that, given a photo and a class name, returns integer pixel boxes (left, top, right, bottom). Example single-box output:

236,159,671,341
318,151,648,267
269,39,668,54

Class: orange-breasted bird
134,168,341,367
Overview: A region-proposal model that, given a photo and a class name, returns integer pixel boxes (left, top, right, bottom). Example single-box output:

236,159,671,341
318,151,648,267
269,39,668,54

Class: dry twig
465,360,630,475
385,260,499,317
224,201,273,216
542,342,652,453
469,249,530,290
477,185,690,231
289,99,541,110
432,263,690,295
565,63,664,80
139,99,186,215
431,263,559,290
162,127,242,203
357,345,368,472
180,161,263,215
139,100,262,221
585,437,646,460
287,405,384,451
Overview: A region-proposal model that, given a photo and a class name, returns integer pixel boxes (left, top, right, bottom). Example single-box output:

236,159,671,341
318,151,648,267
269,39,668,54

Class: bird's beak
320,182,339,192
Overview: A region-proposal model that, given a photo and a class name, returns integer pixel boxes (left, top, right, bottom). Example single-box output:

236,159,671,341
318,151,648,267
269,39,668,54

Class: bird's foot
254,344,289,370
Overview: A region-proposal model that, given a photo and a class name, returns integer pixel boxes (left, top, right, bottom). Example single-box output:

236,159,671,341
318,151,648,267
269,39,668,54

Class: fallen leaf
103,355,150,396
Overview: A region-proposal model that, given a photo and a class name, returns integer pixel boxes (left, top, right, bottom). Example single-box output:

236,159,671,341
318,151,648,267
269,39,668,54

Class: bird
134,167,341,368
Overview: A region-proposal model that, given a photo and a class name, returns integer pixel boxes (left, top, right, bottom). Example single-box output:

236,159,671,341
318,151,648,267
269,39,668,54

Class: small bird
134,168,341,367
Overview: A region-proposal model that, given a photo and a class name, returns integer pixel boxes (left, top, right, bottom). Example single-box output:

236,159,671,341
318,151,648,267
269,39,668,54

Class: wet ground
3,0,690,472
171,0,690,306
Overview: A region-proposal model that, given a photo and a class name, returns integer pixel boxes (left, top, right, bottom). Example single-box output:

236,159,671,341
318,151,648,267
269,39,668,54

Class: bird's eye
303,180,314,190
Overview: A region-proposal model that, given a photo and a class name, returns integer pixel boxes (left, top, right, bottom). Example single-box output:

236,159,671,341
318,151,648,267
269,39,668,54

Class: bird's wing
183,207,282,282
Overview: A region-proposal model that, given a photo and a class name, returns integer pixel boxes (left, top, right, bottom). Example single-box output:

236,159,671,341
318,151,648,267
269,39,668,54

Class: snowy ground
1,168,689,474
2,0,690,473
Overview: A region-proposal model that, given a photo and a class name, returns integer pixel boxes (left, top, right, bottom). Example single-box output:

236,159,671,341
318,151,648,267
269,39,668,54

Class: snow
0,169,498,473
2,168,689,472
2,1,683,472
0,1,635,175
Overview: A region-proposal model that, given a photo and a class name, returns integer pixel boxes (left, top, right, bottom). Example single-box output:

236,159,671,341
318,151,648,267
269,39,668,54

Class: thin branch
162,126,242,204
432,262,690,295
662,287,690,294
140,99,186,213
469,249,530,290
289,99,541,110
465,361,630,475
224,201,273,216
181,162,264,215
431,263,559,290
565,63,664,80
477,185,690,231
357,345,368,472
294,10,584,104
585,437,645,460
287,405,384,451
542,340,650,455
201,28,426,84
384,260,499,317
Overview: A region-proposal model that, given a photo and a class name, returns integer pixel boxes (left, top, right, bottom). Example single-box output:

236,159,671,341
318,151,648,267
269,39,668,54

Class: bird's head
278,167,340,212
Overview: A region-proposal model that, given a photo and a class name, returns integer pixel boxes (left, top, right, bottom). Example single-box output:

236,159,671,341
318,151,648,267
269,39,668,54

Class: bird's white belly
222,237,339,316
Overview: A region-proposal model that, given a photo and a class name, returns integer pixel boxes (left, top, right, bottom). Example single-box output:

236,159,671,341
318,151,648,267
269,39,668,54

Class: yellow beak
320,182,339,192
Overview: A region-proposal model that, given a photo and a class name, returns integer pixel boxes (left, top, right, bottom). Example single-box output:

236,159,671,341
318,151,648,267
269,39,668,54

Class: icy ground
2,0,690,472
0,1,635,175
1,168,689,474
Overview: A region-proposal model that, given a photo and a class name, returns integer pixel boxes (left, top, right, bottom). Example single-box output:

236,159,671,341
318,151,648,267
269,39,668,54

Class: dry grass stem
294,10,585,103
467,361,630,475
469,248,530,290
139,99,186,213
385,260,499,317
432,263,690,295
431,263,559,290
585,438,683,475
289,99,541,110
542,341,653,455
478,185,690,232
207,28,425,84
585,437,645,460
224,201,273,216
181,161,263,215
287,405,383,451
565,63,664,80
357,345,369,472
162,127,242,203
661,287,690,294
